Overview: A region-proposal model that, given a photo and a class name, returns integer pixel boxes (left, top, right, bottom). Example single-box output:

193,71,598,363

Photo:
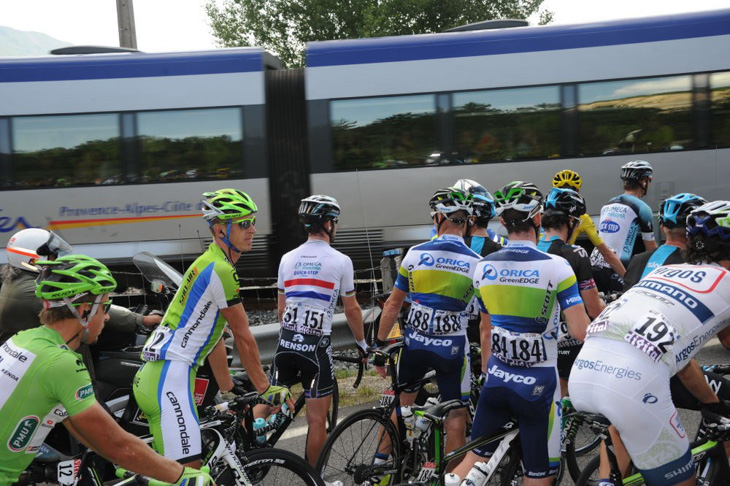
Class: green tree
205,0,553,68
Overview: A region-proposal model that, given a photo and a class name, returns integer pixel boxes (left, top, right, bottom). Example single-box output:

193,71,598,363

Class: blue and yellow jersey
394,234,480,336
474,241,582,367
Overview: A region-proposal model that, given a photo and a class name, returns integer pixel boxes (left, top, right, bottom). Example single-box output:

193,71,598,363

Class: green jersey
0,327,96,485
141,244,242,368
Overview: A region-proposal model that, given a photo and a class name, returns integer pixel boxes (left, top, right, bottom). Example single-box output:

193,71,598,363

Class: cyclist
269,195,366,468
623,193,706,289
537,187,605,396
133,189,291,466
0,228,161,346
552,169,626,279
569,201,730,486
452,179,506,256
0,254,211,486
452,179,504,346
451,181,590,486
590,160,657,292
374,186,480,461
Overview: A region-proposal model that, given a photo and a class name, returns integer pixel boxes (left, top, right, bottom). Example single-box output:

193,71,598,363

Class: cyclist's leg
133,360,201,466
301,337,336,467
431,334,471,461
450,381,512,481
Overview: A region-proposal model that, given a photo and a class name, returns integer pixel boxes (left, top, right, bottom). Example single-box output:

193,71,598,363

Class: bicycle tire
563,427,601,481
239,448,325,486
316,409,403,486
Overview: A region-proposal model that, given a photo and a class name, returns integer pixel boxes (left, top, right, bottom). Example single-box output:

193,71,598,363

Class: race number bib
282,302,327,336
142,326,173,361
624,311,676,363
558,320,581,348
491,326,547,367
407,303,465,335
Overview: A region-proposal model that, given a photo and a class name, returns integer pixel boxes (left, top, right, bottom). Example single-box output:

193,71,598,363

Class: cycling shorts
133,360,200,463
569,338,693,482
397,328,470,403
557,343,582,380
670,371,730,411
471,358,561,479
270,329,335,398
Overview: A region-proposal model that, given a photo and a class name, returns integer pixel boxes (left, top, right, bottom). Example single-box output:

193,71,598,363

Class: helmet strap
326,220,336,244
219,221,243,257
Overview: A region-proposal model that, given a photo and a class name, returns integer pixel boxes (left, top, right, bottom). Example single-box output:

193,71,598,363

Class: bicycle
71,392,325,486
316,341,550,486
574,407,730,486
232,352,366,449
561,363,730,482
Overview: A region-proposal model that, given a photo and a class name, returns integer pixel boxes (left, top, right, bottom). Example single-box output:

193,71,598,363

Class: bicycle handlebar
332,354,366,389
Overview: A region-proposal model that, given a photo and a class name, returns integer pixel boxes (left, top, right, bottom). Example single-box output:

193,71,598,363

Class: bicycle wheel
316,409,403,486
329,380,339,432
563,422,601,481
239,448,325,486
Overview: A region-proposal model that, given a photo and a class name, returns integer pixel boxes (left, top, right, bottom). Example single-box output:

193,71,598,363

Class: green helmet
35,254,117,301
493,181,544,220
201,189,258,222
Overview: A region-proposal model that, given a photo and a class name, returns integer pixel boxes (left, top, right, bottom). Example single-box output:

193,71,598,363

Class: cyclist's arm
342,294,365,343
479,312,491,372
676,359,721,405
580,286,605,320
376,287,407,342
563,304,589,343
208,338,234,393
222,303,269,394
596,242,627,277
66,402,184,483
277,293,285,323
643,239,658,251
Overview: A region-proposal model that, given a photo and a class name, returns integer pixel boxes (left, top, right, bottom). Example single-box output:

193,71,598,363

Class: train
1,8,729,275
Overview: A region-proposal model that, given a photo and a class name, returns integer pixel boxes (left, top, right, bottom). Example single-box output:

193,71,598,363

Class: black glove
372,353,387,367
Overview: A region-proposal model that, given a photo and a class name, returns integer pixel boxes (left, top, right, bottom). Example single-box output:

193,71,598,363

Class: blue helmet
659,193,706,229
453,179,495,221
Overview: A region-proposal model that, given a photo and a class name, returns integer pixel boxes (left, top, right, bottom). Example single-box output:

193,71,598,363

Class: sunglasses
101,300,112,313
234,217,256,230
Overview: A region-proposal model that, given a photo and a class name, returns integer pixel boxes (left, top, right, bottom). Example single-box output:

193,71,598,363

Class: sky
0,0,729,54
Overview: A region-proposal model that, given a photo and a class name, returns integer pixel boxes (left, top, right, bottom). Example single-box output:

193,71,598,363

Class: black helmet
544,188,586,219
299,195,341,222
453,179,495,221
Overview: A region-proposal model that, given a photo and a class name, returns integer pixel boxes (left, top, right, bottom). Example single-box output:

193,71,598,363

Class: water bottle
443,473,461,486
400,405,415,442
415,397,438,434
253,417,267,444
461,461,490,486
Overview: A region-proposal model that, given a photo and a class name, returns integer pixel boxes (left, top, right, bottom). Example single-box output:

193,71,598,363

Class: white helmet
6,228,73,272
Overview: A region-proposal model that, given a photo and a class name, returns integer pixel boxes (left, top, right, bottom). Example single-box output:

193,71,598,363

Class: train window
578,75,693,156
330,95,437,170
137,108,243,183
11,114,121,188
453,86,560,163
711,72,730,148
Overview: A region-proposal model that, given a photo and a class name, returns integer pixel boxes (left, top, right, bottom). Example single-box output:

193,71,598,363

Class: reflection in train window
137,108,244,183
11,114,121,188
330,95,437,170
711,71,730,148
578,76,693,156
453,86,560,163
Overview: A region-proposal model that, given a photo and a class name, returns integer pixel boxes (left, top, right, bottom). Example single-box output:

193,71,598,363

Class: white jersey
277,239,356,336
585,263,730,374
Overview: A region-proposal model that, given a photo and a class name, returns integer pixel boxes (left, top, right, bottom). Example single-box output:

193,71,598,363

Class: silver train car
1,9,729,273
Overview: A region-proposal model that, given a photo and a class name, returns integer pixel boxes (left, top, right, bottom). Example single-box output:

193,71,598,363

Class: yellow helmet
552,170,582,190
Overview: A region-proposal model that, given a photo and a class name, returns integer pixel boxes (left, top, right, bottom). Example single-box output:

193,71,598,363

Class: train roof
0,47,281,83
306,8,730,67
